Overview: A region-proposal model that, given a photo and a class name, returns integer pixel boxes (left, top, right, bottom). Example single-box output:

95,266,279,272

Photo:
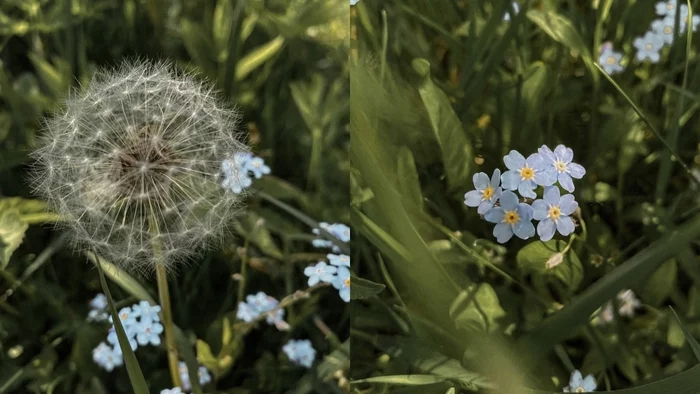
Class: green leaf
180,19,217,78
0,208,27,269
351,273,386,299
234,211,284,259
353,375,455,385
640,259,677,306
669,307,700,362
84,252,156,303
516,240,583,292
236,36,285,81
449,283,507,333
412,58,474,196
396,147,423,209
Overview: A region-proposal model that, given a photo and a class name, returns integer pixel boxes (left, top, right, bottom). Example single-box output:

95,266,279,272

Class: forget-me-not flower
89,293,108,310
503,2,520,21
350,0,359,5
537,145,586,192
501,151,555,198
283,339,317,368
130,301,161,324
178,361,212,391
563,369,597,392
236,291,287,329
327,253,350,267
633,31,664,63
655,0,679,16
107,326,138,354
484,191,535,243
312,222,350,253
108,306,138,327
134,320,164,346
92,342,123,371
221,155,253,194
532,186,578,241
333,266,351,303
304,261,337,286
464,169,503,214
598,44,624,74
242,155,271,179
160,389,183,394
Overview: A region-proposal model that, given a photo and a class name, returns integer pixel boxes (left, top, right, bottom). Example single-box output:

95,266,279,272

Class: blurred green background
350,0,700,393
0,0,349,393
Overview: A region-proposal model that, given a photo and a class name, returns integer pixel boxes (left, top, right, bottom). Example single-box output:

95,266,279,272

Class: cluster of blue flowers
599,0,699,74
236,291,289,330
282,339,317,368
563,369,597,392
157,362,214,394
312,222,350,253
91,299,163,371
87,293,109,322
464,145,584,244
220,152,271,194
304,253,351,302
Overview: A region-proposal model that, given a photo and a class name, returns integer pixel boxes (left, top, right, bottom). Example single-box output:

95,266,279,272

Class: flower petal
582,375,597,391
473,172,490,189
464,190,482,207
518,180,537,199
567,162,586,179
513,220,535,239
477,200,495,215
484,207,505,223
538,145,556,163
555,145,574,163
526,153,544,169
499,190,519,210
558,172,575,192
534,168,557,186
493,222,514,243
490,168,502,187
503,150,526,170
501,170,520,190
556,216,575,236
532,200,548,220
518,203,533,221
570,370,583,387
559,194,578,215
543,185,560,205
537,219,556,241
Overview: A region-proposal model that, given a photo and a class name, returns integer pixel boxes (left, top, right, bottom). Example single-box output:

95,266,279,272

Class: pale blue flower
107,326,138,354
312,222,350,253
327,253,350,267
178,361,212,391
283,339,316,368
656,0,678,16
563,369,597,392
501,151,555,198
108,306,138,328
160,389,183,394
134,320,164,346
503,2,520,21
652,16,678,45
237,292,287,329
236,301,258,322
598,45,624,74
130,300,161,324
537,145,586,192
92,341,123,371
532,186,578,241
333,266,351,303
89,293,108,310
633,31,664,63
350,0,359,4
484,190,535,243
87,309,109,322
304,261,337,286
464,169,503,214
243,156,271,179
221,157,253,194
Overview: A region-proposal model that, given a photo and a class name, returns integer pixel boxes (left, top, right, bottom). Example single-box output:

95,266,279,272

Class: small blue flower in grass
538,145,586,192
656,0,678,16
243,155,271,179
532,186,578,241
179,361,212,391
502,151,555,198
633,31,664,63
108,306,138,327
333,266,351,303
464,169,502,214
312,222,350,253
107,326,138,354
304,261,337,286
328,253,350,267
598,44,624,74
135,320,164,346
283,339,317,368
484,190,535,243
89,293,108,310
236,301,257,322
92,342,123,371
563,369,597,392
221,156,253,194
237,291,288,329
160,388,183,394
652,17,678,45
130,300,161,324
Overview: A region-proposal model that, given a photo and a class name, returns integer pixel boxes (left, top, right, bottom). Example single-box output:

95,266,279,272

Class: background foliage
0,0,349,393
350,0,700,393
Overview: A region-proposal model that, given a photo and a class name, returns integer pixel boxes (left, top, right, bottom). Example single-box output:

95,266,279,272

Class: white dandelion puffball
30,59,249,273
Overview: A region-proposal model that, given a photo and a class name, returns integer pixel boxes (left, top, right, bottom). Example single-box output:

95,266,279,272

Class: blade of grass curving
235,36,285,81
174,327,204,394
595,63,699,186
85,251,156,304
93,252,149,394
669,306,700,362
516,213,700,363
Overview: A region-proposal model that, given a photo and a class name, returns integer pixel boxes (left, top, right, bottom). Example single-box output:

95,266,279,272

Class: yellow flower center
548,205,561,221
504,210,520,224
606,56,616,65
121,313,128,320
667,3,674,10
645,43,653,50
344,277,351,287
482,185,494,200
554,160,567,173
519,166,535,180
664,26,672,34
575,388,586,393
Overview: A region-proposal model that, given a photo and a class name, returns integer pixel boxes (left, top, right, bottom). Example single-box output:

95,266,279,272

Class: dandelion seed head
30,59,249,275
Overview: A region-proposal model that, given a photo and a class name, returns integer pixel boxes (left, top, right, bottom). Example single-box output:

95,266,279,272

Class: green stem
236,237,250,305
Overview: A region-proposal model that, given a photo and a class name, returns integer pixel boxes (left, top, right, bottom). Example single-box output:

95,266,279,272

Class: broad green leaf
351,273,386,299
196,339,219,376
0,209,27,269
640,259,677,306
412,58,474,196
396,147,423,209
449,283,507,333
669,307,700,362
235,36,285,80
516,240,583,292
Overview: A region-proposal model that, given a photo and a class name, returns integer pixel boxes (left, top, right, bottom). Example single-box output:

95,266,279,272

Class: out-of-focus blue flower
652,16,678,45
220,152,270,194
107,326,138,354
350,0,359,5
503,2,519,21
160,388,183,394
92,341,123,371
88,309,109,322
243,156,271,179
484,191,535,243
134,320,164,346
236,291,287,329
501,151,555,198
333,266,351,303
236,301,258,322
537,145,586,192
282,339,317,368
312,222,350,253
327,253,350,267
178,361,212,391
304,261,337,286
89,293,108,310
563,369,597,392
598,45,624,74
108,306,138,328
532,186,578,241
633,31,664,63
656,0,678,16
130,300,161,324
464,169,503,214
